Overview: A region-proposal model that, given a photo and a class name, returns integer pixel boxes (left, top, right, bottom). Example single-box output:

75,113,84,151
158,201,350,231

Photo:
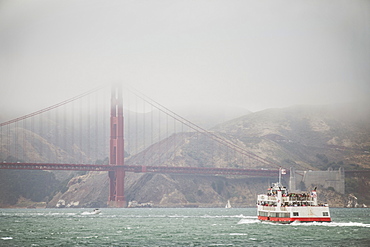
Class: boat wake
81,211,100,215
291,221,370,228
237,219,370,228
1,237,13,240
81,209,101,215
166,214,248,219
237,218,260,225
229,233,248,236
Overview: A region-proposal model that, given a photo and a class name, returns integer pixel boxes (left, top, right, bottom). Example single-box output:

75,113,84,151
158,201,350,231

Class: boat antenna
278,167,281,185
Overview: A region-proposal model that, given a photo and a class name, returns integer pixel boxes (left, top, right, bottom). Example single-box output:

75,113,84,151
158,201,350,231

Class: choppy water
0,207,369,246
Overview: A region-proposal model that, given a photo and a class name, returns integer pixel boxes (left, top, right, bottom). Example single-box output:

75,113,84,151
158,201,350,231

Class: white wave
237,218,260,224
230,233,248,236
166,214,250,219
240,215,258,219
45,212,74,216
238,218,370,227
291,221,370,228
199,214,249,218
81,211,98,215
77,236,99,239
1,237,13,240
49,213,63,215
208,244,232,246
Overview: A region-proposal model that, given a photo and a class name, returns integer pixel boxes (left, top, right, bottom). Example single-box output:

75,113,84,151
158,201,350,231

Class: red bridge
0,84,284,207
0,162,282,176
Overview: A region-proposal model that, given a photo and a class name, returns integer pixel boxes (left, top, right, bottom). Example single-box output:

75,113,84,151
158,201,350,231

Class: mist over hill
1,102,369,208
172,104,251,129
214,102,370,170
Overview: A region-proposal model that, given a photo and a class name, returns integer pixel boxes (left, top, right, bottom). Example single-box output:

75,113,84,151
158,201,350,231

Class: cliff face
47,171,351,208
214,104,370,171
50,103,369,208
47,171,273,208
125,174,270,207
2,102,370,208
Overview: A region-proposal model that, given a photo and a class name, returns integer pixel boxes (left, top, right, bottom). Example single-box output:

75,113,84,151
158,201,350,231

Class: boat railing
258,195,277,201
260,206,288,211
262,206,275,211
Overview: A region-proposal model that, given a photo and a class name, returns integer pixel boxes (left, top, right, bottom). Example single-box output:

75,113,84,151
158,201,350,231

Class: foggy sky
0,0,369,117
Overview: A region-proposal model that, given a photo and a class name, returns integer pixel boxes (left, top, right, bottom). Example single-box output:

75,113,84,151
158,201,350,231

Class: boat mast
278,167,282,185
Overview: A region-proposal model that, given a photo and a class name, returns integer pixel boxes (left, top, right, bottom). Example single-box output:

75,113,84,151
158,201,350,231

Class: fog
0,0,369,118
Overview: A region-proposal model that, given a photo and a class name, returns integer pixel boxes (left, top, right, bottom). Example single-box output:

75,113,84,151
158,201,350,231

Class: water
0,208,369,246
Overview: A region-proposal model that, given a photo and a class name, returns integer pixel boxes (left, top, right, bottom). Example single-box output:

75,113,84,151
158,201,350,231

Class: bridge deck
0,162,283,177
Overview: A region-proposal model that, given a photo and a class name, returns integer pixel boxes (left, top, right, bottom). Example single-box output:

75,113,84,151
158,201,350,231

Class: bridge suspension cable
1,83,281,169
124,85,279,168
0,85,108,127
0,85,110,164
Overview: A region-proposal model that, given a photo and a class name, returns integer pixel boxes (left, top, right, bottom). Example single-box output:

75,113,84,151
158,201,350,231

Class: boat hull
258,215,331,223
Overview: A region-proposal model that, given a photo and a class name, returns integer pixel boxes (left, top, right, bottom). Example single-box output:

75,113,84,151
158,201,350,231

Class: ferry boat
257,170,331,223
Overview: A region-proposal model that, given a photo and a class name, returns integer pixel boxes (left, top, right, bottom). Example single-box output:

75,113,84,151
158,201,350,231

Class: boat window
270,212,290,218
293,212,299,216
259,211,268,217
323,212,329,216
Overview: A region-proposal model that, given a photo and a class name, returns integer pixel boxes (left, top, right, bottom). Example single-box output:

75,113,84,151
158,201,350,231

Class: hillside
214,103,370,171
0,104,250,207
47,103,370,208
1,102,370,208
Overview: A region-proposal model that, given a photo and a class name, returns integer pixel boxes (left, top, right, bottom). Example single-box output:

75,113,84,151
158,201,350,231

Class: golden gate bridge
0,84,286,207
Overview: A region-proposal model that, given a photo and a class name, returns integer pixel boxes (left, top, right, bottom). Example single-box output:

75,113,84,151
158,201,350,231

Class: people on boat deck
261,186,324,207
258,190,326,207
266,192,311,198
257,201,322,207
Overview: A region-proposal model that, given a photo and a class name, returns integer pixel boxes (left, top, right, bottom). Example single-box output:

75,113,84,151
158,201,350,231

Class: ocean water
0,207,369,246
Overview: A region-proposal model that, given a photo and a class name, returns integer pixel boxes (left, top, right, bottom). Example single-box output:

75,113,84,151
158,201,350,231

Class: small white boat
92,208,101,214
225,200,232,208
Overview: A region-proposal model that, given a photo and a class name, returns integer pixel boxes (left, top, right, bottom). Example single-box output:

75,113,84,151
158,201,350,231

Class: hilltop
48,102,370,208
1,102,370,208
214,103,370,171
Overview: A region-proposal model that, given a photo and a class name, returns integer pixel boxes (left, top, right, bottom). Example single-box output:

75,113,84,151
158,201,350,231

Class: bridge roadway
0,162,283,177
2,163,369,177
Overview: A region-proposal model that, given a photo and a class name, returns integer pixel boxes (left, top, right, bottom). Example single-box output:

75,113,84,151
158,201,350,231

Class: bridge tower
108,84,126,207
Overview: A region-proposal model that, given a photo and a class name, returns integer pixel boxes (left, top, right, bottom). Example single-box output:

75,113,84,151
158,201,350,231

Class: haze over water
1,208,369,246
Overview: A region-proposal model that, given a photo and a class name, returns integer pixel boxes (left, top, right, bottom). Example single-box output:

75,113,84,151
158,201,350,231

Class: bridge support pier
108,169,126,207
115,167,126,206
108,84,126,207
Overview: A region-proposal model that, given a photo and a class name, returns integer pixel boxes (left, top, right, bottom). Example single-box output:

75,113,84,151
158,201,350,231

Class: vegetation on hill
0,155,60,207
1,102,369,207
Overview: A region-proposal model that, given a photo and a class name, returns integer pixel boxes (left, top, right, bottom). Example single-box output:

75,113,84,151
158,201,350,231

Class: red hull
258,216,331,223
